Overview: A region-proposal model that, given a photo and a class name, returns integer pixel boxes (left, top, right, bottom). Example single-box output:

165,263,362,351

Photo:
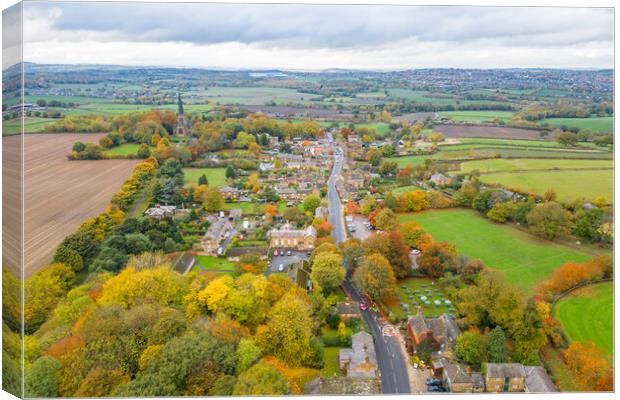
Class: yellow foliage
197,275,234,313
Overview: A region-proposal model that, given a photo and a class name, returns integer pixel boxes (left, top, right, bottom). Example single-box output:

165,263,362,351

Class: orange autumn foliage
265,203,279,217
539,257,605,297
263,356,319,395
46,334,85,360
207,319,250,344
345,201,359,215
564,341,612,391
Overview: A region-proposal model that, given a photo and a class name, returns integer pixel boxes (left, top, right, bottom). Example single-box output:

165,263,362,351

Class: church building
173,93,191,136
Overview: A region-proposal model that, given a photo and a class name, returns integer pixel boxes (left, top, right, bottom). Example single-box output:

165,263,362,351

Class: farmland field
439,110,514,123
458,158,612,174
16,133,139,276
183,167,227,187
3,117,55,134
104,143,142,156
398,209,592,293
477,169,613,202
354,122,391,136
189,86,312,105
541,116,613,133
385,154,434,167
555,282,613,355
434,124,544,140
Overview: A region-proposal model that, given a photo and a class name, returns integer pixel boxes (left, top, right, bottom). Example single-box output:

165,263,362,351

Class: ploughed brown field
3,133,139,277
434,124,544,140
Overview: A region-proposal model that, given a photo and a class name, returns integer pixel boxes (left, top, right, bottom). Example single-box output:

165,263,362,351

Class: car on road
273,250,278,256
360,302,368,311
279,250,285,256
426,378,440,386
278,264,284,272
286,250,292,256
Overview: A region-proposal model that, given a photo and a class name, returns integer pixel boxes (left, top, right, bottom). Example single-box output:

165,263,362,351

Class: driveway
265,250,309,275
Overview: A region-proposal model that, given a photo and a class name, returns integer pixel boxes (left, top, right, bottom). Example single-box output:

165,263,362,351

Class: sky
10,1,616,70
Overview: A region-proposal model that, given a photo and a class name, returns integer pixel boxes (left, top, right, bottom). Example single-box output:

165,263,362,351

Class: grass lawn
540,116,613,133
3,117,55,134
555,282,613,355
322,347,343,377
354,122,391,137
477,169,613,202
104,143,144,156
386,277,456,320
440,110,514,123
183,167,227,187
458,158,612,174
398,209,592,293
194,255,236,271
225,201,265,215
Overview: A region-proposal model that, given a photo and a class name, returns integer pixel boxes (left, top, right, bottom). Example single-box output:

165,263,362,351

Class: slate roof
524,366,557,393
486,363,526,379
444,363,473,384
304,377,381,395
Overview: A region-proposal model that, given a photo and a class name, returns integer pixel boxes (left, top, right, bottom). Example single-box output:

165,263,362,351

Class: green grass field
459,158,612,174
104,143,143,156
555,282,613,355
398,209,592,293
392,185,425,194
183,167,227,187
385,154,434,167
194,255,236,271
439,111,514,123
2,117,55,134
354,122,391,137
322,347,343,377
388,277,456,320
541,116,613,133
477,169,613,202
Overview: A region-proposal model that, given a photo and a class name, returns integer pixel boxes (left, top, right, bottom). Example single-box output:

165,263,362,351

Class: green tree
25,356,62,398
526,202,572,240
236,339,262,375
53,245,84,271
487,201,515,223
303,194,321,214
74,368,129,397
574,208,604,241
487,327,507,363
374,208,398,231
384,192,397,210
455,331,487,367
310,252,345,295
359,194,377,215
198,174,208,186
232,360,288,395
225,165,237,179
203,187,225,212
353,253,396,302
137,144,151,158
557,131,578,146
209,375,236,396
60,231,99,264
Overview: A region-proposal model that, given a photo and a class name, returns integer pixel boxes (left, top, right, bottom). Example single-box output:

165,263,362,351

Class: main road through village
326,132,411,394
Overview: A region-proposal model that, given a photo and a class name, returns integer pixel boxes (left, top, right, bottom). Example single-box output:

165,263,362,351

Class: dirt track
3,133,139,277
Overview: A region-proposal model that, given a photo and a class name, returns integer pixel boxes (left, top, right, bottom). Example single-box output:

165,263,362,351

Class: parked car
279,250,285,256
278,264,284,272
426,378,441,386
360,302,368,311
273,250,279,256
286,250,292,256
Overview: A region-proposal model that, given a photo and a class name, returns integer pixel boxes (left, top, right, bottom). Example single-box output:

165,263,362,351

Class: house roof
408,310,460,349
336,301,360,316
339,332,378,379
203,218,233,241
444,363,473,384
486,363,526,379
304,377,380,395
524,366,557,393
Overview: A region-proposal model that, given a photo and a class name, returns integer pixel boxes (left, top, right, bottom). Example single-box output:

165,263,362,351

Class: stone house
219,186,248,201
269,223,316,250
485,363,526,393
407,310,461,356
443,363,474,393
524,366,557,393
336,301,361,320
429,173,451,186
201,218,235,255
339,332,378,378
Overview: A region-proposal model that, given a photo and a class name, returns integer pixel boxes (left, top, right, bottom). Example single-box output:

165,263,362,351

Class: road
326,132,411,394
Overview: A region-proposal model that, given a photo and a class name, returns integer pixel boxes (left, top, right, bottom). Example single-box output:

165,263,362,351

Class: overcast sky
15,1,615,70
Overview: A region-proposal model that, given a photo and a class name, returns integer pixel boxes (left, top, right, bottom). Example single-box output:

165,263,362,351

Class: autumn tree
363,231,411,279
232,360,289,395
526,202,572,240
455,331,487,367
374,208,398,231
416,241,457,278
359,194,377,216
340,239,364,270
564,341,612,391
396,190,426,212
353,254,396,303
236,339,262,375
310,252,345,294
25,356,62,397
400,221,432,250
454,181,478,207
303,194,321,214
203,187,225,212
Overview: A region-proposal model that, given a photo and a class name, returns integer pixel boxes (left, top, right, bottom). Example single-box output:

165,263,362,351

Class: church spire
177,92,184,115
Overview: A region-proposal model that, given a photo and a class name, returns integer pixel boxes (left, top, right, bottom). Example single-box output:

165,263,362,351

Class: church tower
173,92,190,137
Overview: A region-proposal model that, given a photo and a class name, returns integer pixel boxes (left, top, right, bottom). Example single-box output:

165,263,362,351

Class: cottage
277,187,305,202
219,186,247,201
485,363,526,393
524,366,557,393
336,301,361,319
429,173,451,186
269,223,316,250
407,310,461,355
201,218,235,255
339,332,379,378
443,363,474,393
144,205,176,219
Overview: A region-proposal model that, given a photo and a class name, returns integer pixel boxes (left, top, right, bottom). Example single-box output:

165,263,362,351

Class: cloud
20,2,614,69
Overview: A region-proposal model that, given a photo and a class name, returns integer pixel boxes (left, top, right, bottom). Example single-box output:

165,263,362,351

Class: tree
378,161,398,177
574,208,604,241
236,339,262,375
225,165,237,179
256,293,316,367
526,202,572,240
359,195,377,215
353,254,396,303
455,331,486,367
198,174,208,186
543,188,557,202
363,231,411,279
60,230,99,264
99,136,113,149
137,144,151,158
53,245,84,271
310,252,345,294
374,208,398,231
232,360,288,395
472,189,508,213
557,131,578,146
400,221,432,250
340,239,364,270
25,356,62,397
396,190,426,212
416,241,457,278
303,194,321,214
203,187,225,212
384,192,397,210
564,341,612,391
487,327,507,363
364,148,382,166
198,275,234,313
454,181,478,207
74,368,129,397
486,201,514,223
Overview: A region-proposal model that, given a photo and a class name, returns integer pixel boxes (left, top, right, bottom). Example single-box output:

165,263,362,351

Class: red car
360,302,368,311
273,250,279,256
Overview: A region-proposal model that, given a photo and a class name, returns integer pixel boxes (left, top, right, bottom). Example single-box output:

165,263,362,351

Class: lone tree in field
198,173,208,186
526,201,572,240
225,165,237,179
